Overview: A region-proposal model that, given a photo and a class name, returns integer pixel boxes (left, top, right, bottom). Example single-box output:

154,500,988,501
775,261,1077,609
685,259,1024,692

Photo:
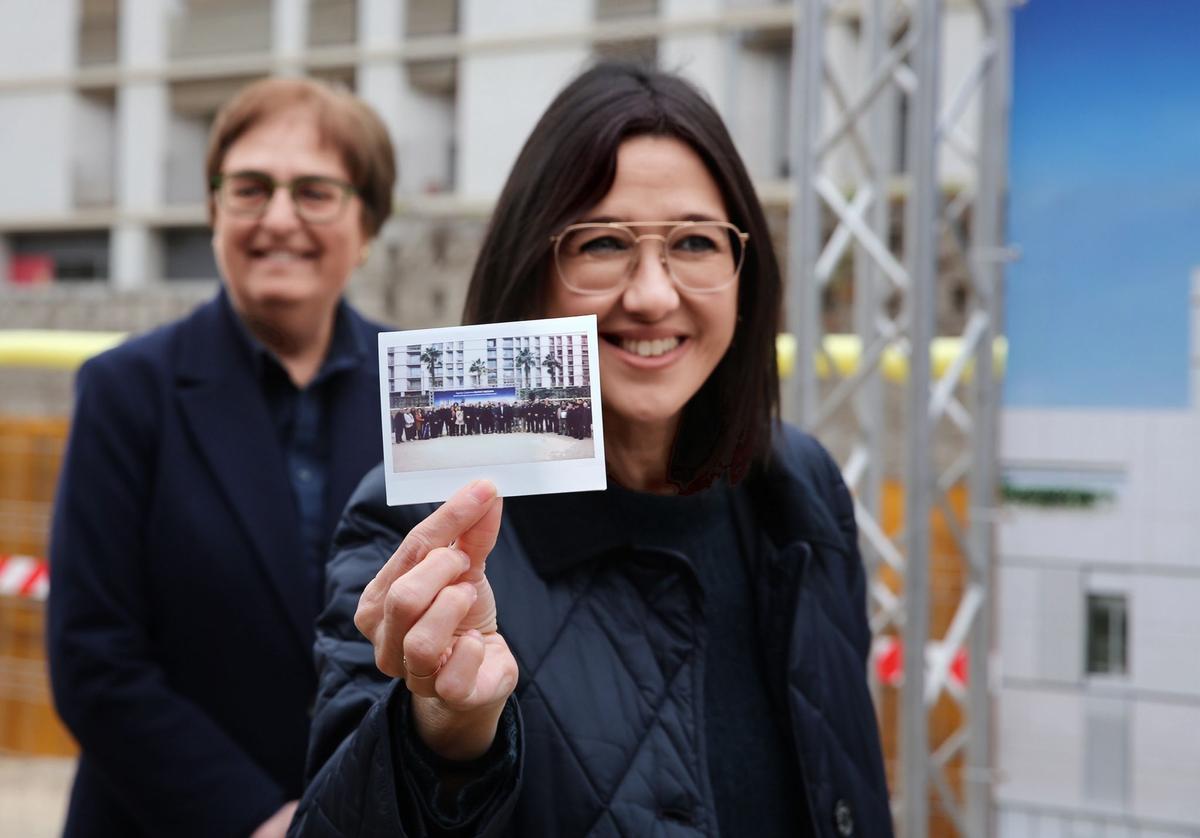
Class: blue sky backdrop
1004,0,1200,408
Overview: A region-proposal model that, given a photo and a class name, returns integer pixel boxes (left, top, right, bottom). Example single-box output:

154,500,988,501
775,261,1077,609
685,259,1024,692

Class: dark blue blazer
48,291,385,838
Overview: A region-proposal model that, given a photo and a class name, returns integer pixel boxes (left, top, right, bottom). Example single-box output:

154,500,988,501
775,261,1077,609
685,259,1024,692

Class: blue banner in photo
434,387,517,406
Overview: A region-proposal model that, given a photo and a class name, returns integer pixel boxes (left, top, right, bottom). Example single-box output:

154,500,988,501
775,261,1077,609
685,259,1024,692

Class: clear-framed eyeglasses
210,170,357,224
549,220,749,295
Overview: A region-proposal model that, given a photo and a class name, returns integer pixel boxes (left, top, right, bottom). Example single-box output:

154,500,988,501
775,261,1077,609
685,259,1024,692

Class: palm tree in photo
420,345,443,388
469,358,487,386
515,347,535,390
542,352,562,389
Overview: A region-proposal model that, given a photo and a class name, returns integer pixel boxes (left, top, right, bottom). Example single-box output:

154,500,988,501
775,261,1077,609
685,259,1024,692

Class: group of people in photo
391,398,593,442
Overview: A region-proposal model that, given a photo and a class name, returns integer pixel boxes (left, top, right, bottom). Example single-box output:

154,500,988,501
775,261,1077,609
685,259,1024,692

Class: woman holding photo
292,63,891,837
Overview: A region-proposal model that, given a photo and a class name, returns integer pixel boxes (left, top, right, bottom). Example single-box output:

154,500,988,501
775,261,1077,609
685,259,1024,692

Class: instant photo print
378,315,606,506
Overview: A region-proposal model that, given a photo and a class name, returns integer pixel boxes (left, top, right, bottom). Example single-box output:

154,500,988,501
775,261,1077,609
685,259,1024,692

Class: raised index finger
363,480,499,603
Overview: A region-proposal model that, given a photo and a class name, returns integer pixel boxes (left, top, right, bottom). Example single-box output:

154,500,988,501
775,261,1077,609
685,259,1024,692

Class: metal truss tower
786,1,1012,835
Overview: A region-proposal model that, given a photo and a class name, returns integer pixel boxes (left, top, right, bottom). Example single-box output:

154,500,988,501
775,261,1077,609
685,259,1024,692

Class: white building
994,271,1200,837
511,333,591,391
0,0,987,293
387,333,589,401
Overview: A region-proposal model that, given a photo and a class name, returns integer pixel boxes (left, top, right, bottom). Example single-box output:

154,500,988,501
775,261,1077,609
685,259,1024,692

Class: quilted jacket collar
505,425,846,579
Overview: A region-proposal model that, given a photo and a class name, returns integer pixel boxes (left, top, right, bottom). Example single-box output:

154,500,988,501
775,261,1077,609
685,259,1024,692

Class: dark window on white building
1085,593,1128,676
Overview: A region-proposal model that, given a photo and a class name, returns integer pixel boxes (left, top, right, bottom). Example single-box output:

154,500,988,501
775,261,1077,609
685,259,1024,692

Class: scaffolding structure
786,1,1012,836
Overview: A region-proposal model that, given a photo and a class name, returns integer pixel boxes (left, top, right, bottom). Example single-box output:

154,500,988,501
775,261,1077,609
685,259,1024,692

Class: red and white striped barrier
0,554,49,601
872,635,967,691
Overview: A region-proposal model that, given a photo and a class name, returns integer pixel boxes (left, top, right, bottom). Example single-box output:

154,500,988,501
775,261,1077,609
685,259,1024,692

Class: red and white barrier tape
872,635,967,689
0,554,49,600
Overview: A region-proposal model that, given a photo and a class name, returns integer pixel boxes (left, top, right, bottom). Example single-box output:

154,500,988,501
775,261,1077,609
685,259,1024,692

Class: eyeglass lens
218,173,347,222
555,224,743,293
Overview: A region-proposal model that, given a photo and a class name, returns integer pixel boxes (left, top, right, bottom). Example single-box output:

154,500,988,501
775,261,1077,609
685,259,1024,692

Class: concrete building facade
0,0,986,309
994,272,1200,837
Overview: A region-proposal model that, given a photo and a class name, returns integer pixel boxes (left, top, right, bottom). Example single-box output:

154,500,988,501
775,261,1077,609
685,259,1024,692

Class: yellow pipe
775,333,1007,382
0,330,1007,381
0,330,126,370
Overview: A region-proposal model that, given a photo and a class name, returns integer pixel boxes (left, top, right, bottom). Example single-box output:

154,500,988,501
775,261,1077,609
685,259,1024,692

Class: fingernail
466,479,496,503
456,549,470,572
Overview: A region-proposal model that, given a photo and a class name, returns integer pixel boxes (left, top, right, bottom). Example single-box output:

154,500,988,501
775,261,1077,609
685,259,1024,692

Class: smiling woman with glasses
294,63,893,838
48,77,396,838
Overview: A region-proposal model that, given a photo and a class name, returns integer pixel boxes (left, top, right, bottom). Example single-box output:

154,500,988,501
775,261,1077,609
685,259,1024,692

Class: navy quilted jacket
291,425,892,837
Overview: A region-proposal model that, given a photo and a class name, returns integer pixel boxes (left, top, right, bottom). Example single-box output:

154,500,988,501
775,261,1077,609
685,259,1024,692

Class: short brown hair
205,77,396,236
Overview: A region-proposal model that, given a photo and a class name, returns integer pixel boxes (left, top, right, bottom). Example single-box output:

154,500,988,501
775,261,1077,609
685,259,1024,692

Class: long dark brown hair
463,62,781,491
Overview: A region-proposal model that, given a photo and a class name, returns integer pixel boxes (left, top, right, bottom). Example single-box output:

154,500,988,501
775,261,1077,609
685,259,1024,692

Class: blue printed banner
433,387,517,406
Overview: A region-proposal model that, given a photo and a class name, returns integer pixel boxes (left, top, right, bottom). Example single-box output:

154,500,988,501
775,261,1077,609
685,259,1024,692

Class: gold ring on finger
402,655,442,680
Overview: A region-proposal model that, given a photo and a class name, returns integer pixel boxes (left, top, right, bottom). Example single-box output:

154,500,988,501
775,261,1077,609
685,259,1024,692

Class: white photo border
377,315,607,506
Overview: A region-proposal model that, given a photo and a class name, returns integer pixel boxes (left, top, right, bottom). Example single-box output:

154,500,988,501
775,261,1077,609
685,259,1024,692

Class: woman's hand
354,480,518,762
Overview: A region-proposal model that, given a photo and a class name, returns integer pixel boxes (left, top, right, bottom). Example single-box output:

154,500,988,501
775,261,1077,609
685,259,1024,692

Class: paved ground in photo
392,431,595,473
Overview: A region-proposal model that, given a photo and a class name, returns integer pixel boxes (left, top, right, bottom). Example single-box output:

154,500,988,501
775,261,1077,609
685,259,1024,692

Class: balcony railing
168,0,271,60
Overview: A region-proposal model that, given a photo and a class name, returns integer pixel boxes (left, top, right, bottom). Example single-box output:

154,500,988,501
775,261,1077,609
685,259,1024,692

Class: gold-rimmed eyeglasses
549,220,749,295
210,170,357,224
